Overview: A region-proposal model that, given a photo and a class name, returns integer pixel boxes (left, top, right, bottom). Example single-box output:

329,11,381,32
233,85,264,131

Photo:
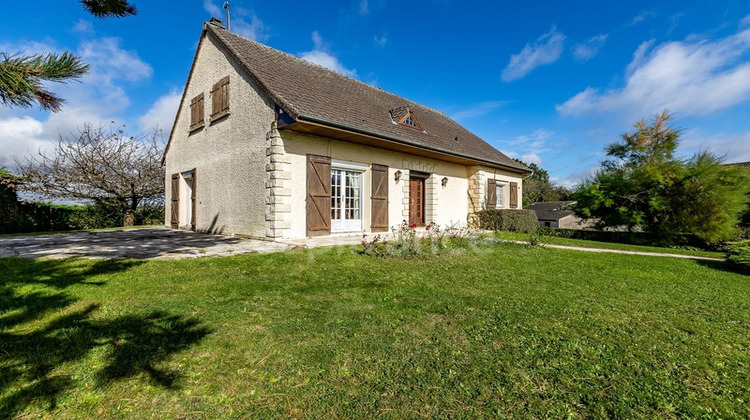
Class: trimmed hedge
474,209,539,233
0,201,165,234
725,240,750,273
539,227,714,249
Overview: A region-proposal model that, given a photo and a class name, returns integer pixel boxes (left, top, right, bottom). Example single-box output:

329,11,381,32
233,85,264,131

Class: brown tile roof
523,201,577,221
205,23,528,172
727,161,750,167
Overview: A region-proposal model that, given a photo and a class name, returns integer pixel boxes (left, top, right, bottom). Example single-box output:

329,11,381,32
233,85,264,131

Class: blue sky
2,1,750,187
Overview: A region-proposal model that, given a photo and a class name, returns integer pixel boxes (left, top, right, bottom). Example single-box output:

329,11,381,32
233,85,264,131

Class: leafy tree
513,159,571,205
15,123,164,227
573,111,749,244
0,1,137,112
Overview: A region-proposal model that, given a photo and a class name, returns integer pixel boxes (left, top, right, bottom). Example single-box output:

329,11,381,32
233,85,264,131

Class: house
163,20,530,239
524,201,593,229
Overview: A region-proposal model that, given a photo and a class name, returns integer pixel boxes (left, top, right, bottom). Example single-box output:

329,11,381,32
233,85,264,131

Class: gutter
295,114,531,174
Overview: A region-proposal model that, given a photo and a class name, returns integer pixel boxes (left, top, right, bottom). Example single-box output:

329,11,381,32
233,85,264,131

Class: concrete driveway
0,227,292,260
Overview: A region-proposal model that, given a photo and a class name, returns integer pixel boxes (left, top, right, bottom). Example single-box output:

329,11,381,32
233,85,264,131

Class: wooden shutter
190,169,197,231
510,181,518,209
487,178,497,208
170,173,180,228
307,154,331,236
210,76,230,121
371,164,389,232
189,93,204,131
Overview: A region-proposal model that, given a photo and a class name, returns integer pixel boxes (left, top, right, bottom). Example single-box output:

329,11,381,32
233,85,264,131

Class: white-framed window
495,182,506,209
330,161,366,232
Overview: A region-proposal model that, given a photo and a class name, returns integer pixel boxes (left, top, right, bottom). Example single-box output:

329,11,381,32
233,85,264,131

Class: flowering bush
359,220,485,258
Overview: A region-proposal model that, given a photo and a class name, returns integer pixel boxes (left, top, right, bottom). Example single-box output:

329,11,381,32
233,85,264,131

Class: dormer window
389,105,422,130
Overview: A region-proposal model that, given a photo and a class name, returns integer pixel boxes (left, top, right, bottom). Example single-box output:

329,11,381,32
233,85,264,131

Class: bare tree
16,122,164,226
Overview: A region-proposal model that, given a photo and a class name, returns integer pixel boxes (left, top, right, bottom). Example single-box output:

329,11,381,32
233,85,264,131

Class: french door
331,168,363,232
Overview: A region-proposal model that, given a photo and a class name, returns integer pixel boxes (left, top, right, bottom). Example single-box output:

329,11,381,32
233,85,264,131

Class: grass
492,230,725,259
1,243,748,418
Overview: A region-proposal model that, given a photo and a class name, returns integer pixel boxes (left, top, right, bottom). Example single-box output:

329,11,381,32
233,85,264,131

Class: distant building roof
524,201,577,221
201,22,528,172
727,161,750,168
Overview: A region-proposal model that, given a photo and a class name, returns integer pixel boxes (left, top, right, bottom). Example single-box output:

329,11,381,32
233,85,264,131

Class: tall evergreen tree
573,111,749,244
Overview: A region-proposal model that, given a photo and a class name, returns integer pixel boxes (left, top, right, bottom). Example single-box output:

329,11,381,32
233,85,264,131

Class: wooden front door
408,176,425,227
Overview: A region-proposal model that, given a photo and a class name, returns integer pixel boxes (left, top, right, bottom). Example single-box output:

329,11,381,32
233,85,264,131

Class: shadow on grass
0,258,212,418
695,259,750,276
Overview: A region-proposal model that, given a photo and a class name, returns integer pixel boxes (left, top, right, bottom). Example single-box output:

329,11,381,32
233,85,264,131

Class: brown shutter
370,164,389,232
307,154,331,236
170,173,180,228
210,76,230,121
189,93,204,131
510,181,518,209
190,169,197,231
487,178,497,208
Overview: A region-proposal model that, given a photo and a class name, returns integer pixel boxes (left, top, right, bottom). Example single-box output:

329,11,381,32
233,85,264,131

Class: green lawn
1,243,748,418
492,231,726,259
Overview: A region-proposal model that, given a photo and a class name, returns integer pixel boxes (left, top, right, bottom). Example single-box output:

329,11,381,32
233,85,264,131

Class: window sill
210,111,230,124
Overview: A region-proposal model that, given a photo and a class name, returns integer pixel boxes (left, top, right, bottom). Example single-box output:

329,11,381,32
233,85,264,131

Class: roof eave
293,114,531,174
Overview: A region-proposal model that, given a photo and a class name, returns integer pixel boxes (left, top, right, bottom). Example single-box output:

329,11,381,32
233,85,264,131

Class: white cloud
203,0,222,18
202,1,269,42
680,128,750,163
374,34,387,47
0,117,54,168
0,36,154,169
139,90,182,133
72,19,94,34
557,27,750,118
551,166,599,188
742,15,750,28
450,101,509,121
500,129,556,166
232,9,269,42
629,10,656,26
573,34,608,61
359,0,369,15
502,26,565,82
299,31,357,78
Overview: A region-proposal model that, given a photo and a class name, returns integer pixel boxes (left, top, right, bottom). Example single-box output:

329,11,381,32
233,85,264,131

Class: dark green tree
573,111,749,244
0,1,137,112
513,159,571,205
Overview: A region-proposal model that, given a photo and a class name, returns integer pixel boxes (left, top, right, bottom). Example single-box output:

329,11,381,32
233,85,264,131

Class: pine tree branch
79,0,137,18
0,52,89,112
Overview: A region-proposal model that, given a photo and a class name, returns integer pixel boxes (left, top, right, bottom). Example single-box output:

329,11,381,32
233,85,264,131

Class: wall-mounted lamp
441,177,448,187
394,170,402,183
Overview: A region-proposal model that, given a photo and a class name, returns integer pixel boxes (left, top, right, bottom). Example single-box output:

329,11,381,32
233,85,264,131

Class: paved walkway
0,227,290,260
0,227,724,261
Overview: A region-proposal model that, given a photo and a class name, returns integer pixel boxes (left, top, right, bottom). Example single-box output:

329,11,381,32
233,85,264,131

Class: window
389,105,422,130
495,183,505,209
210,76,230,121
330,162,366,232
189,93,204,131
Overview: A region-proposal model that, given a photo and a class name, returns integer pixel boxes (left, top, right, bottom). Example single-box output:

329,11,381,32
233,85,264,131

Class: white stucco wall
164,30,274,236
469,166,524,212
282,131,481,239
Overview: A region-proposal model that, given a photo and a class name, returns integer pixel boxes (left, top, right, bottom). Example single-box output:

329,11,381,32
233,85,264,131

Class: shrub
474,209,539,233
360,221,484,258
725,240,750,273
